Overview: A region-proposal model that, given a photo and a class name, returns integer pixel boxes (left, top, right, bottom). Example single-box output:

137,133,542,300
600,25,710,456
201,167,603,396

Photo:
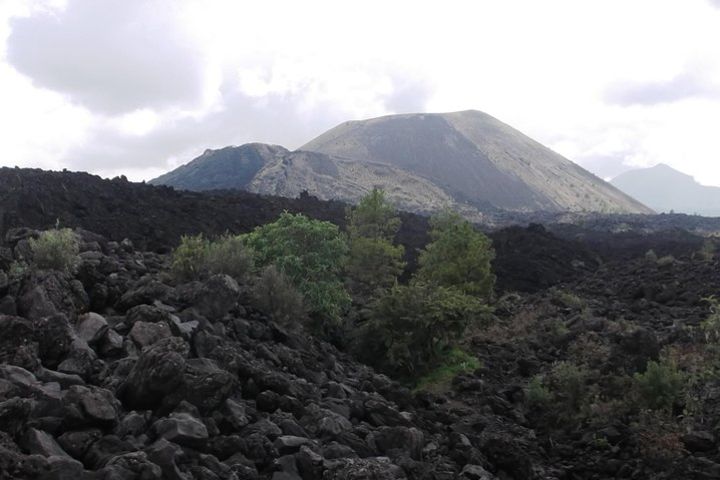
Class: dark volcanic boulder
18,271,89,321
164,358,236,413
62,385,121,428
194,274,241,320
322,457,407,479
120,337,189,409
0,315,39,370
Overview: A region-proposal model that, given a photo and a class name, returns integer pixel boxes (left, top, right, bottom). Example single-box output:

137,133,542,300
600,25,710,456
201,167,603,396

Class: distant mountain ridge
611,164,720,217
151,110,652,216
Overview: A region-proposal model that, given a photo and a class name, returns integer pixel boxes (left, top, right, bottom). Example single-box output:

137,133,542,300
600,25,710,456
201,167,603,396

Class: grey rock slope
152,110,652,215
611,163,720,217
302,110,651,214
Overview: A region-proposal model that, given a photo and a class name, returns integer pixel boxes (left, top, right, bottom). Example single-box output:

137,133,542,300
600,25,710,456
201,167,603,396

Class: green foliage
634,359,685,411
362,282,491,376
171,234,253,282
243,212,350,326
346,189,405,298
548,361,590,411
416,211,495,300
251,265,306,327
346,188,401,239
550,288,586,310
8,260,29,281
171,234,210,280
414,347,481,393
29,228,80,273
205,234,254,280
525,375,552,408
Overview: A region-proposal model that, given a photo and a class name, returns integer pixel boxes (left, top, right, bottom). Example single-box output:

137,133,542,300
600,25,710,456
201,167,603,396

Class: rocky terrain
2,168,720,479
151,111,651,217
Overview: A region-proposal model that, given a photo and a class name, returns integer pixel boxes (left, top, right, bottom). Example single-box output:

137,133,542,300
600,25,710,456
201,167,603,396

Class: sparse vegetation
414,347,480,393
171,233,254,281
634,358,685,411
361,282,490,376
242,212,350,330
29,228,80,273
251,264,306,327
526,375,552,408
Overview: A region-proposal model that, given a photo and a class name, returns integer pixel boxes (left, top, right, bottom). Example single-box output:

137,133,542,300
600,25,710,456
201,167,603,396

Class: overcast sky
1,0,719,184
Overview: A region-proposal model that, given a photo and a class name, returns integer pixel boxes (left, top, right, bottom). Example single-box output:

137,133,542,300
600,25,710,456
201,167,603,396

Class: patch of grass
525,375,551,407
29,228,80,273
413,347,481,393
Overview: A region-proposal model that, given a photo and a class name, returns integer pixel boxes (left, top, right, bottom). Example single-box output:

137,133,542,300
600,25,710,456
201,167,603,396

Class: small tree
29,228,80,273
416,211,495,300
346,188,405,298
242,212,350,328
361,282,490,376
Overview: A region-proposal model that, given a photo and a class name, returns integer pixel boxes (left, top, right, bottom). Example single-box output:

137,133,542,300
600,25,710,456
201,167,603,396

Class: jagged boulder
120,337,189,409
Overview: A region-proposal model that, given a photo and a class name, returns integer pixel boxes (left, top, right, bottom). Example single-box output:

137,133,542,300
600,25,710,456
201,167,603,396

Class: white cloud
6,0,206,114
0,0,719,186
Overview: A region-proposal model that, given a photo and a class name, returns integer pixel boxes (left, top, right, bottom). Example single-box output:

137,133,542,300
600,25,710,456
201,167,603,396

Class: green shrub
205,235,254,281
634,359,685,411
416,211,495,300
551,288,586,310
346,236,405,298
345,188,405,298
29,228,80,273
251,265,306,327
526,375,552,407
171,234,211,280
361,282,490,376
171,234,254,282
414,347,481,392
656,255,676,267
242,212,350,328
548,361,590,411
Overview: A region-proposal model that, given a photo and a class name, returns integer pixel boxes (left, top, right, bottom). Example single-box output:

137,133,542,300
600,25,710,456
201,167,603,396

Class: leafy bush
251,265,306,327
29,228,80,273
634,359,685,411
171,234,254,282
361,282,490,376
548,361,590,411
416,211,495,300
242,212,350,328
205,235,254,280
345,188,405,298
171,234,210,280
525,375,552,407
414,347,481,393
346,236,405,298
346,187,402,239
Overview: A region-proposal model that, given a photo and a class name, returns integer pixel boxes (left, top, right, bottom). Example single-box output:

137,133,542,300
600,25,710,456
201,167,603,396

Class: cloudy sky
1,0,719,184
